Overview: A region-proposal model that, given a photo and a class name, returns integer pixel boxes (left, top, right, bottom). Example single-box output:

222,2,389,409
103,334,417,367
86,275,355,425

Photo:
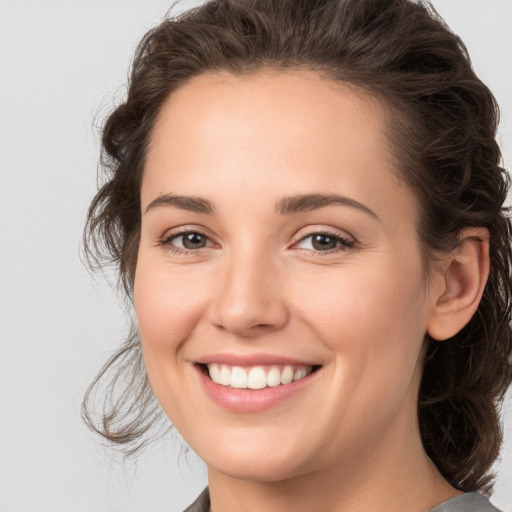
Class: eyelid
291,226,355,244
160,223,214,238
158,225,217,253
290,227,356,254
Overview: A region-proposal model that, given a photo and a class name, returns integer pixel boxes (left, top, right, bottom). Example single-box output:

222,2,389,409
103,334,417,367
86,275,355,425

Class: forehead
143,69,415,227
148,69,386,165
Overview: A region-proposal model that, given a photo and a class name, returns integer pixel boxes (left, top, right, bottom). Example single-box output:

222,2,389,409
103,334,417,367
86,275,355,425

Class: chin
196,436,311,482
209,455,305,483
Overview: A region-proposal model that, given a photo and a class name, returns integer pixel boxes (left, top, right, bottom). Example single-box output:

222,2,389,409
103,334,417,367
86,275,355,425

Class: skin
134,69,489,511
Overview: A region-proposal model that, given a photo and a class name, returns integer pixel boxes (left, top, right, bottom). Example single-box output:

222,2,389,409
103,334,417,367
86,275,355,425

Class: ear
427,227,490,341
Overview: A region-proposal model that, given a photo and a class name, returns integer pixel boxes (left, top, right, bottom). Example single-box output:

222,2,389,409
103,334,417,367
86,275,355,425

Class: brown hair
82,0,512,493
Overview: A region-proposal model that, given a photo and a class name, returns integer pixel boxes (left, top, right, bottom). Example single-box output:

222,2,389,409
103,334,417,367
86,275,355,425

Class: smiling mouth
198,363,321,390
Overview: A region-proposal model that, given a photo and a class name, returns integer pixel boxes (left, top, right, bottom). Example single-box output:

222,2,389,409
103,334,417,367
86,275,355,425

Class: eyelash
159,228,355,256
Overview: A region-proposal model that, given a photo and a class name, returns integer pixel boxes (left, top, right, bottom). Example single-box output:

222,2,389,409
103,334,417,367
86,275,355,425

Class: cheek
291,255,428,390
134,261,209,355
294,258,426,336
133,260,213,422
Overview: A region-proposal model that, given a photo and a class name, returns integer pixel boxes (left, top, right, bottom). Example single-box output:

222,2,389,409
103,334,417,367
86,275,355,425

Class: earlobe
427,227,490,341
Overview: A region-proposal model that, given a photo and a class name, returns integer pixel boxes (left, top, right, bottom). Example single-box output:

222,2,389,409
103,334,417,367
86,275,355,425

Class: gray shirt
183,488,502,512
430,492,502,512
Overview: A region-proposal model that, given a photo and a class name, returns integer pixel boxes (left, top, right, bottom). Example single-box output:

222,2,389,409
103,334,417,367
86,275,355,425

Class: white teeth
207,363,313,389
266,366,281,387
219,364,231,385
293,368,307,381
280,365,294,385
247,366,267,389
230,366,248,388
209,363,220,382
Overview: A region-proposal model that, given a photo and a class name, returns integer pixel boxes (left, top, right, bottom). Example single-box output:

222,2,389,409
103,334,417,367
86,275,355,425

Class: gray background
0,1,511,511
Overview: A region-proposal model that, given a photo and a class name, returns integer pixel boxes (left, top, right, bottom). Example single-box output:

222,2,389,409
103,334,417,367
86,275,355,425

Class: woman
82,0,512,510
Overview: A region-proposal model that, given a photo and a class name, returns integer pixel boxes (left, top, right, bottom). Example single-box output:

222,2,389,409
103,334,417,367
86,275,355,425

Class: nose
206,249,290,338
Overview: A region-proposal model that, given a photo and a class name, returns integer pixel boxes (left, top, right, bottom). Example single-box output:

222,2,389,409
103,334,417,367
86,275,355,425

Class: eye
295,232,354,253
160,230,213,253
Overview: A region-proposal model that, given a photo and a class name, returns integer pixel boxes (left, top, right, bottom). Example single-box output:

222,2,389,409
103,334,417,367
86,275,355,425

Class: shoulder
430,492,503,512
183,487,210,512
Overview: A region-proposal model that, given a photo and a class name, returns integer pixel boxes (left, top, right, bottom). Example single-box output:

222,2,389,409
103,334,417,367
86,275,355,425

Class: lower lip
196,365,319,413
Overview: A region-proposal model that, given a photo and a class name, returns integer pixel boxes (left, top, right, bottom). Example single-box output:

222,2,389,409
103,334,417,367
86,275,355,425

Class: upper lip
196,353,320,367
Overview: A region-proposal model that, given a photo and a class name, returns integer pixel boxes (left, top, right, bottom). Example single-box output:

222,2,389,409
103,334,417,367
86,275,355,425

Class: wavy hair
82,0,512,492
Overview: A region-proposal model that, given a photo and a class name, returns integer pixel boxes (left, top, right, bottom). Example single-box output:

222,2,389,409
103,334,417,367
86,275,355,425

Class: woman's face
135,70,439,481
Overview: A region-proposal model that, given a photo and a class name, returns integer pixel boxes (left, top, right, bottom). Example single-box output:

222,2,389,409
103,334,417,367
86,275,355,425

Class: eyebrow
145,194,216,215
144,192,378,220
275,193,378,219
